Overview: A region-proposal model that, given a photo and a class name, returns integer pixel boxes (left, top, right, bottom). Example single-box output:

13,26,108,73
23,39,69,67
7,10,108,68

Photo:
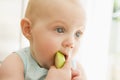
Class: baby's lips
57,50,72,60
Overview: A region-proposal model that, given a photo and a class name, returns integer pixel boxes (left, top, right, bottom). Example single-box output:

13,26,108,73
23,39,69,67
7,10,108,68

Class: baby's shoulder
0,53,24,80
1,53,24,68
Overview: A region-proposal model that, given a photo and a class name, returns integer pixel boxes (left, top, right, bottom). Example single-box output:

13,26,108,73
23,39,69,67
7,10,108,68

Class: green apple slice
55,51,65,68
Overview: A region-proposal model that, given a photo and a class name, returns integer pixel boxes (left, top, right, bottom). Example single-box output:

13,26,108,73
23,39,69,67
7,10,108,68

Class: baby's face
29,0,85,69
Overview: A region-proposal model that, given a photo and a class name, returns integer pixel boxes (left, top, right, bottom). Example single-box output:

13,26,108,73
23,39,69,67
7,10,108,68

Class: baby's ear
20,18,32,40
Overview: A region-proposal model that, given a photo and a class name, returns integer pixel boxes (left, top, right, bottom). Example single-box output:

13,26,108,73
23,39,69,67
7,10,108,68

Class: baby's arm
0,53,24,80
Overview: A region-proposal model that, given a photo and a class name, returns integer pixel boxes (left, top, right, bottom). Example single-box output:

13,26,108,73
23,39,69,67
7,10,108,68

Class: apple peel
55,51,65,68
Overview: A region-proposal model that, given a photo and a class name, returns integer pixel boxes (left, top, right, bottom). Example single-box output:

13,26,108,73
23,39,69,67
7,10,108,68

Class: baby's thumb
63,50,72,69
63,57,72,69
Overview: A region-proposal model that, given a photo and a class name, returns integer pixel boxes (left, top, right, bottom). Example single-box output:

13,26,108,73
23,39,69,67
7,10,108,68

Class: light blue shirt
16,47,48,80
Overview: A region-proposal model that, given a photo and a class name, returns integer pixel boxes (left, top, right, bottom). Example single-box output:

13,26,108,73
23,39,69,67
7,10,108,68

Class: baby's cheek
45,40,58,51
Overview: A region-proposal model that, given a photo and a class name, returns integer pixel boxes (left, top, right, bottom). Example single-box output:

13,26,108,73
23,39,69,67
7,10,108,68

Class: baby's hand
71,62,86,80
45,59,72,80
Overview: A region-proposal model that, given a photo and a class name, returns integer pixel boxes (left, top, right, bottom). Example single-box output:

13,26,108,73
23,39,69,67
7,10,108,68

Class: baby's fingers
62,58,71,69
71,62,87,80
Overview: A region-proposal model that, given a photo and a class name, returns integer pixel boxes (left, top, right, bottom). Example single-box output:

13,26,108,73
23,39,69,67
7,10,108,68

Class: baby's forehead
26,0,85,26
26,0,84,16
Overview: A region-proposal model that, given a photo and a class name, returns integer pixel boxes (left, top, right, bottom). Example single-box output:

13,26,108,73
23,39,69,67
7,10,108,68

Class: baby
0,0,86,80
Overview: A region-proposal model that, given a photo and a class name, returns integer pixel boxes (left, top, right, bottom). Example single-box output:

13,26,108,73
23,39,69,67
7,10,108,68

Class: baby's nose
62,38,74,49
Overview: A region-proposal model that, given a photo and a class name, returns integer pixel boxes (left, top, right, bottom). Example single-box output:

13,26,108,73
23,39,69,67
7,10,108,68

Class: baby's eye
75,31,81,38
56,27,65,33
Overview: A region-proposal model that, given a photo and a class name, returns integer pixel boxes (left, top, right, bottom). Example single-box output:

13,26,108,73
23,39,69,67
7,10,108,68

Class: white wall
0,0,29,61
0,0,22,61
78,0,113,80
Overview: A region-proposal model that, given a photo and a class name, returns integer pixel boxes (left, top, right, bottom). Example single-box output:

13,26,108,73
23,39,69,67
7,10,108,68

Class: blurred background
0,0,120,80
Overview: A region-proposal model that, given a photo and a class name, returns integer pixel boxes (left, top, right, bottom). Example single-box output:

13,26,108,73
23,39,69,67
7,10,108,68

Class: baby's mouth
57,51,69,60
